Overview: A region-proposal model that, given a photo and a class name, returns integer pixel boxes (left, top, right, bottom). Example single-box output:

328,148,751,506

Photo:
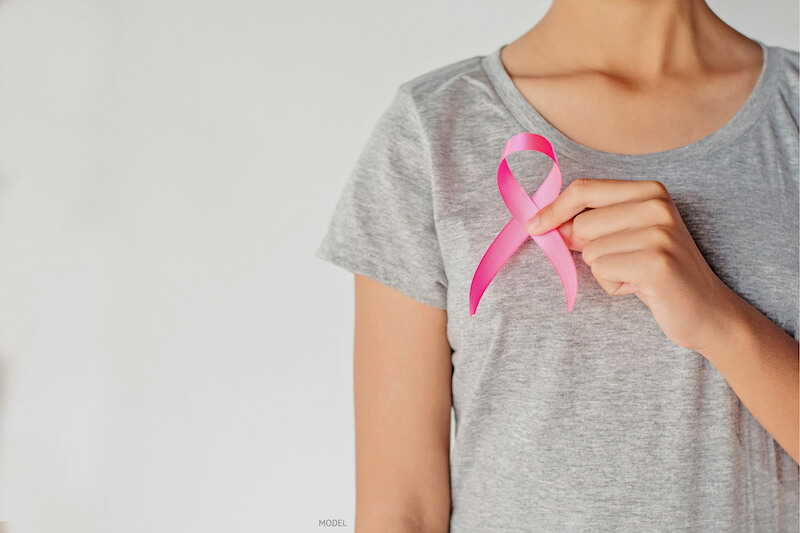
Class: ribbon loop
469,133,578,316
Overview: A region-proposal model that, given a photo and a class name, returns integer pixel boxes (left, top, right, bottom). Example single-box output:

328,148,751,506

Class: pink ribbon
469,133,578,317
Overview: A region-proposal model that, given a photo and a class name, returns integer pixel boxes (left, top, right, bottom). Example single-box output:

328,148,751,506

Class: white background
0,1,796,532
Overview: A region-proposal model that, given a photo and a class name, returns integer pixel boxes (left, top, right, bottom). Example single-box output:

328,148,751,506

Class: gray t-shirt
315,39,800,532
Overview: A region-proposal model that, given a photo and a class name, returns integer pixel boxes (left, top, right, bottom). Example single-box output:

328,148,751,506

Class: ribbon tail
469,217,529,316
531,229,578,313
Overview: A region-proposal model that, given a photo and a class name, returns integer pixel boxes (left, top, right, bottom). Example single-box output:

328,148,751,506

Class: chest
433,137,799,351
510,66,761,155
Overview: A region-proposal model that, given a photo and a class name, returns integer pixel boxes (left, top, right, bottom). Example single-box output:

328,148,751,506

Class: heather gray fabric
314,39,800,532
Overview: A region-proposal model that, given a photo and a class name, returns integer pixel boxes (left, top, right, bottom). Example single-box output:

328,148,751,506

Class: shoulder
771,44,799,76
395,52,488,121
771,44,799,90
767,44,799,128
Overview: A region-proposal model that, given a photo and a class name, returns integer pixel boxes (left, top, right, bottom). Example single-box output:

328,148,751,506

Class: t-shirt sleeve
314,86,448,310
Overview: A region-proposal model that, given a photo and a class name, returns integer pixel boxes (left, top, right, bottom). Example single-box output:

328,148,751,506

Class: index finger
525,178,668,236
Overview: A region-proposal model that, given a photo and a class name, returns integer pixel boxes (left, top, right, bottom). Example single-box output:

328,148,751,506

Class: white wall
0,1,795,532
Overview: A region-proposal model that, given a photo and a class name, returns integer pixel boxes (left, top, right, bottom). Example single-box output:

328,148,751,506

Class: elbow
355,511,450,533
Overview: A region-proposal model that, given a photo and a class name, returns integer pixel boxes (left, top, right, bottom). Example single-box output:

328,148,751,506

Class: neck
516,0,751,80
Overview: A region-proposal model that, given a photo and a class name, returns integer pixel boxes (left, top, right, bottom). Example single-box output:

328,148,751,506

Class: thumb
524,205,553,236
525,209,585,251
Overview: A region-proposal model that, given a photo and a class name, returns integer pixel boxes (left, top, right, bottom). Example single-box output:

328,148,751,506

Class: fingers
592,277,641,297
571,199,677,245
580,225,675,267
612,282,639,296
591,248,673,288
521,178,678,300
526,178,669,236
556,219,587,252
581,226,677,297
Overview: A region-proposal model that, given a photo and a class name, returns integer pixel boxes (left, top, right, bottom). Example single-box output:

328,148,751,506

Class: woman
315,0,799,531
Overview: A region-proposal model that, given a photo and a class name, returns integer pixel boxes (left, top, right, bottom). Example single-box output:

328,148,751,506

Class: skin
353,1,797,531
354,275,451,533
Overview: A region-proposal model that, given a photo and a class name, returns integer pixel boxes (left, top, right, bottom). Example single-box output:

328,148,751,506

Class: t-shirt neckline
480,39,778,168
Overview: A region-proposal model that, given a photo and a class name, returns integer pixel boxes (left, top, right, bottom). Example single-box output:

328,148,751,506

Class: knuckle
568,178,588,199
581,241,595,266
644,197,673,221
646,180,669,197
647,225,674,249
590,263,615,294
646,248,674,273
571,178,588,191
590,254,606,276
572,213,588,239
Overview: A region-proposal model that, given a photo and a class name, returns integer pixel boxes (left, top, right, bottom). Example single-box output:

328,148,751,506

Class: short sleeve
314,86,448,309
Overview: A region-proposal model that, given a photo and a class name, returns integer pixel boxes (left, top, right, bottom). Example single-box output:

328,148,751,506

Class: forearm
698,288,799,464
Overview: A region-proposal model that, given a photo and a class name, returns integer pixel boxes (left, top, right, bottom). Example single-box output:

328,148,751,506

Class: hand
525,178,735,353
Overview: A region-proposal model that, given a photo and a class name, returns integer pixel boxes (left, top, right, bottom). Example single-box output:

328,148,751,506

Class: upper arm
353,273,452,533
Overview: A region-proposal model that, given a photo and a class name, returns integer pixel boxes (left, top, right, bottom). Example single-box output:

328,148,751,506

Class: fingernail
526,216,539,233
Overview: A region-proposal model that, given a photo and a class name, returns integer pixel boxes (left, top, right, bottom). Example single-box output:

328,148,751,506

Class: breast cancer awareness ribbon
469,133,578,317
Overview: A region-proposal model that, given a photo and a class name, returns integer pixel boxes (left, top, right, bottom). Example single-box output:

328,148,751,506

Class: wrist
695,280,753,366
